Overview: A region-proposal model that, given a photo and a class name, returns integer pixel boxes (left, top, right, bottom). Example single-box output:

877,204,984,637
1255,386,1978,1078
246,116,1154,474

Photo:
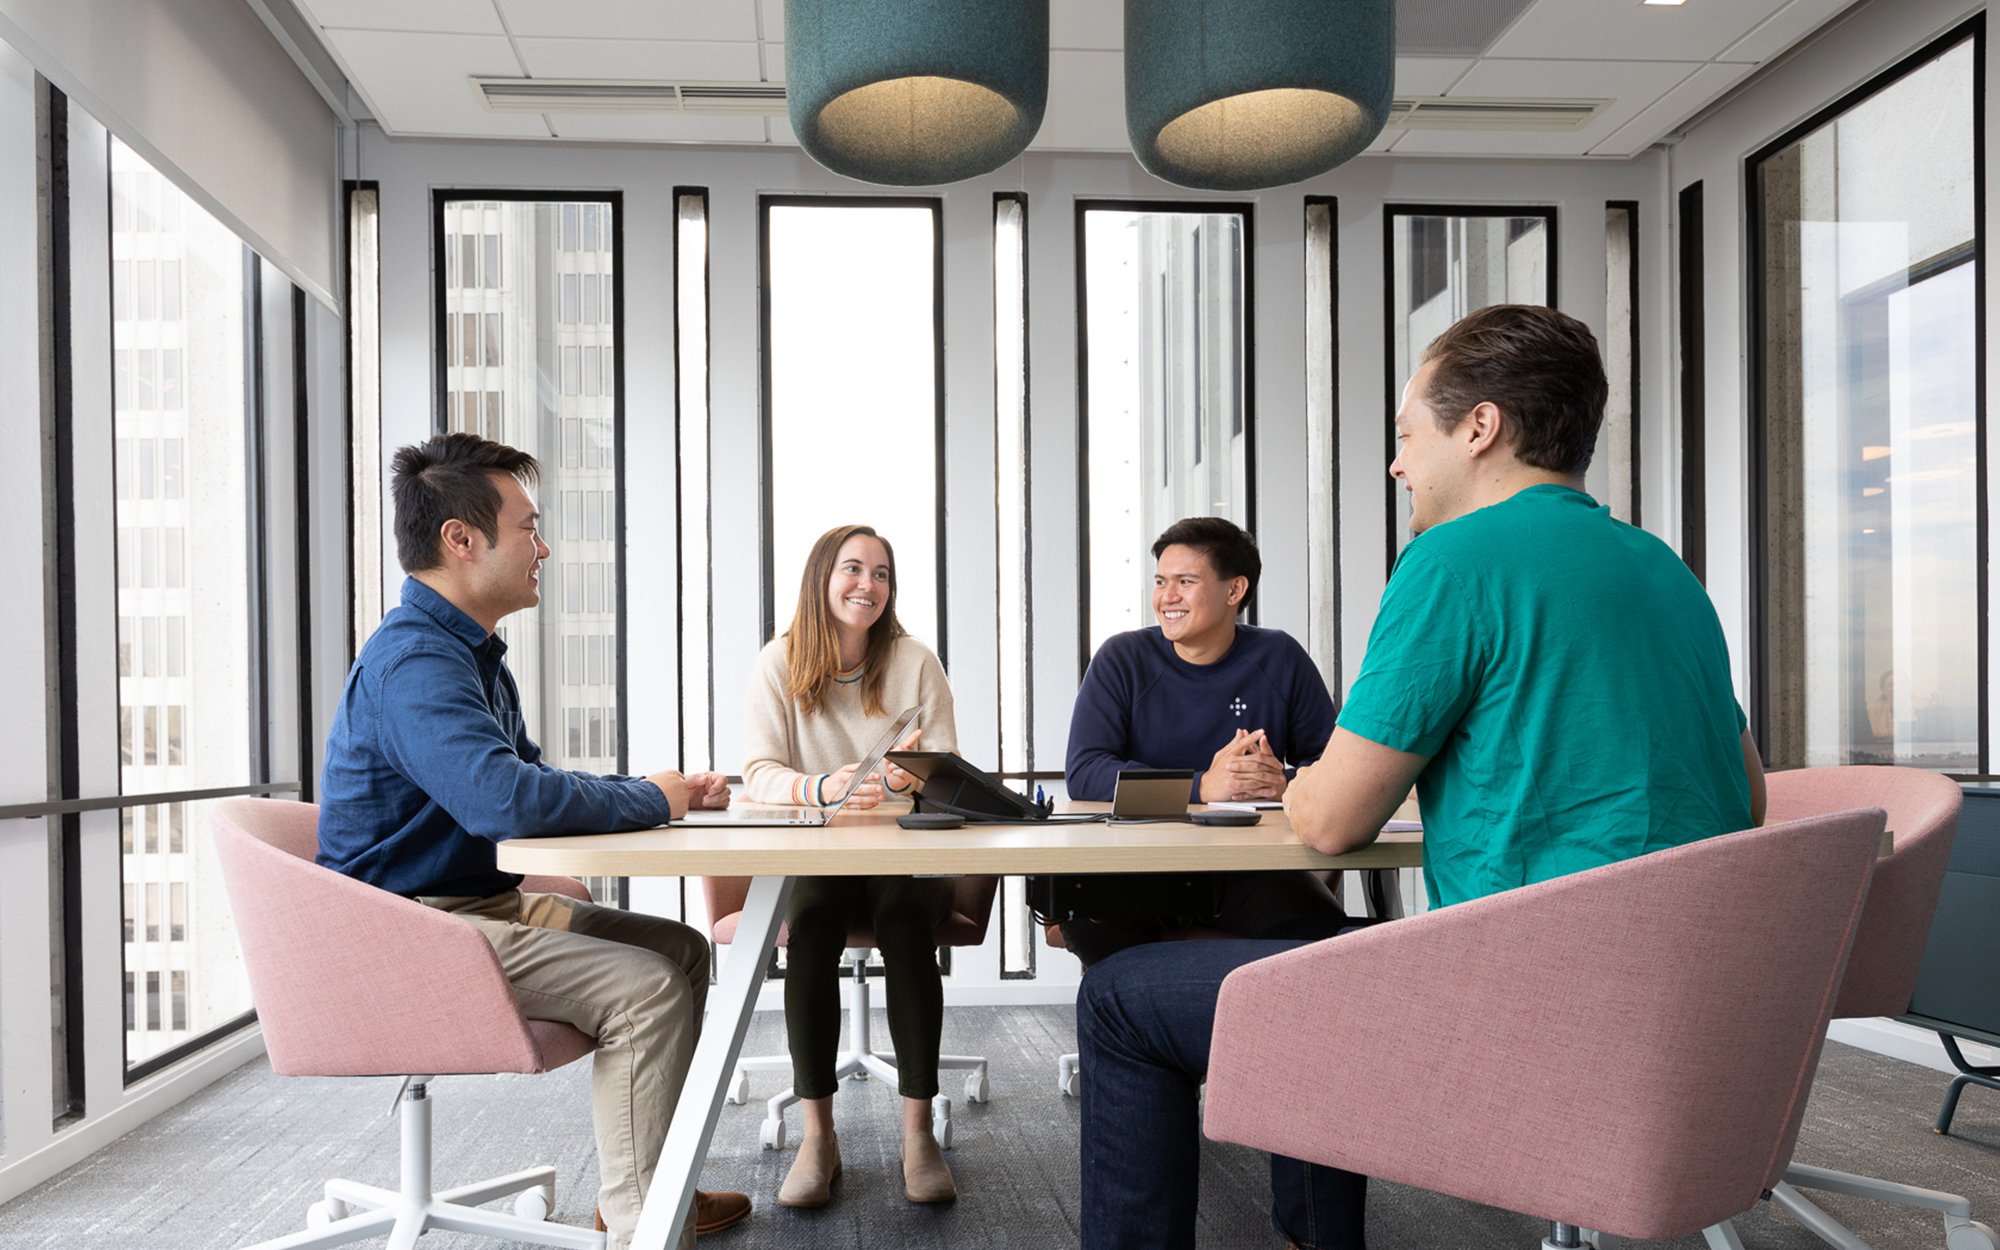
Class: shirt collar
400,577,506,658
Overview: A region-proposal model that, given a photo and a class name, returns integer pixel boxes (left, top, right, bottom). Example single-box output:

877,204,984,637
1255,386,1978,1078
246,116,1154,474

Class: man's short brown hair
391,433,540,573
1419,304,1609,475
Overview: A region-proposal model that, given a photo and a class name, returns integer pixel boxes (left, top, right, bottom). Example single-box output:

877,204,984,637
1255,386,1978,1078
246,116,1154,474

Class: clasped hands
1198,727,1287,804
646,770,733,820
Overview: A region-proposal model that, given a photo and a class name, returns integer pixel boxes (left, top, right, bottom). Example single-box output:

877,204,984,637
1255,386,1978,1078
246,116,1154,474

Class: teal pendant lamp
1126,0,1395,191
786,0,1049,186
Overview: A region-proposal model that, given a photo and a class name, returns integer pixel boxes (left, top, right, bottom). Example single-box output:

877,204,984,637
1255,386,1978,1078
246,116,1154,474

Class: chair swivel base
242,1078,604,1250
1772,1163,1997,1250
725,951,989,1150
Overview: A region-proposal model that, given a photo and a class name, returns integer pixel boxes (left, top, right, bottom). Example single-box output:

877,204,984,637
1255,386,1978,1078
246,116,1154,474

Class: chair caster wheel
1058,1055,1080,1097
513,1184,553,1222
1947,1218,1998,1250
932,1095,954,1149
726,1070,749,1105
965,1069,990,1104
760,1116,786,1151
307,1198,347,1227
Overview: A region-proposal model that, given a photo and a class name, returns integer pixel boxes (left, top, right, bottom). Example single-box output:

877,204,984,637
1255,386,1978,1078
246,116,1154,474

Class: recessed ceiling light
1644,0,1687,6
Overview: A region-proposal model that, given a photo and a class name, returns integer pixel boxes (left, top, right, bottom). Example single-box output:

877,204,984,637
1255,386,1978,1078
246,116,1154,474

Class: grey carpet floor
2,1007,1996,1249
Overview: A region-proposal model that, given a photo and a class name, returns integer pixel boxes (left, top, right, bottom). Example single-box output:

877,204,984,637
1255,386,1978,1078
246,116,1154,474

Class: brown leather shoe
695,1189,753,1235
593,1191,752,1237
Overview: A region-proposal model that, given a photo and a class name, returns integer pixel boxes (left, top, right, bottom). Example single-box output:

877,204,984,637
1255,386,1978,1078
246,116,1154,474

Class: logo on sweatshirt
1229,697,1247,718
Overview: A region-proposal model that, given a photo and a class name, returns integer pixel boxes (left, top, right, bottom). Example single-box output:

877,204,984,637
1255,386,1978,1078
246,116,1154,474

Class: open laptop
1110,769,1194,821
717,705,923,826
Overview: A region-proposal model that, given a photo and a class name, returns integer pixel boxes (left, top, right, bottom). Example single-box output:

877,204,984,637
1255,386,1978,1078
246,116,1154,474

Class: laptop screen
822,705,924,819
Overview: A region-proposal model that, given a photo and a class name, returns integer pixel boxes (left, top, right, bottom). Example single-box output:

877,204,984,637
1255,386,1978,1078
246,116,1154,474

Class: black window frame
1074,197,1259,681
429,188,631,776
1379,204,1559,572
755,194,949,663
1744,15,1987,771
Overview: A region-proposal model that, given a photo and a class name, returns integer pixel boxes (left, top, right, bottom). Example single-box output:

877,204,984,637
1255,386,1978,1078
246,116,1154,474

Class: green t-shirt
1338,485,1750,909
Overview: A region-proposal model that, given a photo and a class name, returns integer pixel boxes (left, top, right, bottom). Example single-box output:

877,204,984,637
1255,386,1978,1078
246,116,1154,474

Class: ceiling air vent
1389,96,1607,131
473,78,790,115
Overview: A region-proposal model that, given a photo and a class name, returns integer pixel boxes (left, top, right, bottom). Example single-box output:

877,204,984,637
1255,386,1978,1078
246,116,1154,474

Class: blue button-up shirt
317,577,673,897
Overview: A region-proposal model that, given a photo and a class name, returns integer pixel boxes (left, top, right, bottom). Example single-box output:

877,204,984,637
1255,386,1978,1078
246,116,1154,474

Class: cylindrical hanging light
1126,0,1394,191
787,0,1049,186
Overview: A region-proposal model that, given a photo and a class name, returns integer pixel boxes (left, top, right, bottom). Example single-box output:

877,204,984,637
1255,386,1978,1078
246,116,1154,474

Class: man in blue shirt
1074,306,1766,1250
1058,516,1346,965
319,433,746,1250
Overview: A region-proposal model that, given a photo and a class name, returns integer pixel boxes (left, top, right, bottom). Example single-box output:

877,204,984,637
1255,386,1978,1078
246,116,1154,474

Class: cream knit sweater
741,634,959,806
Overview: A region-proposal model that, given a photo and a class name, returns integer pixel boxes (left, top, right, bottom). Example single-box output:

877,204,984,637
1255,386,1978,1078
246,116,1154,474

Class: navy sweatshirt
1064,625,1338,802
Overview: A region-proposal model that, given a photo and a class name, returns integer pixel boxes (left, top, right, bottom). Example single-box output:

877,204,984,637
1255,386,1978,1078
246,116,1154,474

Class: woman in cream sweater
742,523,959,1209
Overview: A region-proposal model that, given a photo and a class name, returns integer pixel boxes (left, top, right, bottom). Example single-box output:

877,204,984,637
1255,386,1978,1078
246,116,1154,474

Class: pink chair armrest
1203,810,1885,1241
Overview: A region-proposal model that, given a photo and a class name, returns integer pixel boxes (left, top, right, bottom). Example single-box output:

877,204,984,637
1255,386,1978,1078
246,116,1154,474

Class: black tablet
885,750,1047,821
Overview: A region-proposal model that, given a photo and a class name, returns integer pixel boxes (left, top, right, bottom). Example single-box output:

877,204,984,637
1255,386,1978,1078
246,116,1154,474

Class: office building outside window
1752,30,1982,773
110,137,257,1067
437,196,624,778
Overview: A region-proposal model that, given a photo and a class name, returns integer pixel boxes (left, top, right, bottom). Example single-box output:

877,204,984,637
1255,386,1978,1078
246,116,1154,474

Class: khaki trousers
425,889,709,1250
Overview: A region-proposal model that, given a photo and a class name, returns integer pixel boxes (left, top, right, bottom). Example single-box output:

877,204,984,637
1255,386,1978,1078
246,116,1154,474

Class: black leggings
784,874,953,1100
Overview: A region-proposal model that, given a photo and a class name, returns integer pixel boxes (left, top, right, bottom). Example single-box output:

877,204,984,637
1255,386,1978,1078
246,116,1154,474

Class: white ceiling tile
1589,61,1754,156
1052,1,1121,50
766,112,798,145
1031,49,1126,150
296,0,503,35
761,0,785,41
497,0,756,42
1392,56,1701,157
1721,0,1862,64
766,41,787,83
515,39,763,81
322,29,548,137
547,113,771,143
1395,57,1474,96
1487,0,1787,63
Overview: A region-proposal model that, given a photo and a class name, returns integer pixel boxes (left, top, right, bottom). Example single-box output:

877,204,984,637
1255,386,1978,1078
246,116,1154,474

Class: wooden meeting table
495,802,1423,1250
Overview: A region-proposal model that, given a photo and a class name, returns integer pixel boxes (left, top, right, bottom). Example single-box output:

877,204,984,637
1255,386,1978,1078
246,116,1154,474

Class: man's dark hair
391,433,540,573
1151,516,1261,614
1419,304,1609,475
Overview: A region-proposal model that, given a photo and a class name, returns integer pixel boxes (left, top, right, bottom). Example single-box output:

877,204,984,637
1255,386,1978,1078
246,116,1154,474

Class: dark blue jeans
1078,937,1370,1250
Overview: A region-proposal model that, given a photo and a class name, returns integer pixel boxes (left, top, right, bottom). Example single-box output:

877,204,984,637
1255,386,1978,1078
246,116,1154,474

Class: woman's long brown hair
784,524,906,716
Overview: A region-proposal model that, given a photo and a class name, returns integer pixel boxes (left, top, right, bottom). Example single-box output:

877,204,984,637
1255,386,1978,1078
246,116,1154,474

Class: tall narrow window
436,194,624,774
1751,25,1982,772
1079,202,1252,667
762,198,944,650
1383,207,1556,562
1604,203,1640,524
1679,182,1706,581
1303,197,1339,693
110,137,259,1069
675,190,713,771
348,184,382,652
994,193,1034,979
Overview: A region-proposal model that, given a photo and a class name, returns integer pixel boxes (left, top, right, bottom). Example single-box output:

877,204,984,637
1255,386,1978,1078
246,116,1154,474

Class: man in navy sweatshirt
1059,516,1347,965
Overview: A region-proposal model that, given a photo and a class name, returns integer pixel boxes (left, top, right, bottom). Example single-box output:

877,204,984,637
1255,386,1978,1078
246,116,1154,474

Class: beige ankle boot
778,1134,842,1208
901,1129,957,1204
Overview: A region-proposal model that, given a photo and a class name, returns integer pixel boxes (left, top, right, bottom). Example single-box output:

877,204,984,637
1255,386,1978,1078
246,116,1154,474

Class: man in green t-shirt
1076,303,1766,1250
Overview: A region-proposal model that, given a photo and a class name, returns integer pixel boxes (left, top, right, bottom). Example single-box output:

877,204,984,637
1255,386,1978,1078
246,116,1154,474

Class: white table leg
631,874,794,1250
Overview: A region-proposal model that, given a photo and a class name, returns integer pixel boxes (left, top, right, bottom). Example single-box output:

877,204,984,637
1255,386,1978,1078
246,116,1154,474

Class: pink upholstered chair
1761,767,1996,1250
1202,809,1887,1250
212,797,605,1250
701,873,998,1149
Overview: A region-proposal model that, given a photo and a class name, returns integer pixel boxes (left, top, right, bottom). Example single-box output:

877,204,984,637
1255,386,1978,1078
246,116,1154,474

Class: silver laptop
722,705,923,826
